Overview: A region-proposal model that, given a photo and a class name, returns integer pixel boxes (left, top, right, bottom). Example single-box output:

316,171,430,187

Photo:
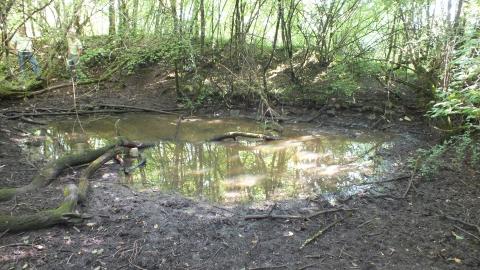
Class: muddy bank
1,112,479,270
1,74,479,270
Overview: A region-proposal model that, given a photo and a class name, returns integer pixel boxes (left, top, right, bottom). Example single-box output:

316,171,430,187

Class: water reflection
25,114,392,203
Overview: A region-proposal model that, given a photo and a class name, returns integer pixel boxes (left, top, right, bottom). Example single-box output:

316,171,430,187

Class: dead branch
307,208,357,219
244,207,355,221
3,104,180,120
453,225,480,242
244,214,304,220
210,131,280,142
443,214,480,235
403,158,420,198
300,216,346,250
248,264,288,270
350,174,411,187
4,109,143,119
94,104,179,115
20,116,46,125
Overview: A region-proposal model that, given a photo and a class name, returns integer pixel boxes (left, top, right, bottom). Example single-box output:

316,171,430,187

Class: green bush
414,133,480,179
428,28,480,131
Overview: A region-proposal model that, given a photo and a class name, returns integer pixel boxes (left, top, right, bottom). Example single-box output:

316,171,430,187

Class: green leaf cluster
429,30,480,130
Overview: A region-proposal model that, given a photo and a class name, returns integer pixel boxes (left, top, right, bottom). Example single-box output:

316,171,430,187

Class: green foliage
304,62,360,104
414,144,447,179
0,60,42,94
414,133,480,179
180,74,222,111
117,35,196,74
428,29,480,131
325,63,360,97
80,47,110,67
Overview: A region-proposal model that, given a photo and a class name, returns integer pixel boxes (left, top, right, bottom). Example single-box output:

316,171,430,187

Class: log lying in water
209,131,280,142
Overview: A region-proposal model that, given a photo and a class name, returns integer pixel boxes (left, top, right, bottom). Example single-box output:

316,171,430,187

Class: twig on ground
244,207,356,221
403,159,419,198
298,259,325,270
300,216,346,250
211,205,235,215
0,243,31,249
307,208,357,219
357,218,378,228
267,203,277,217
0,229,9,238
443,214,480,235
453,225,480,242
20,116,46,125
248,264,288,270
244,214,304,220
352,174,410,187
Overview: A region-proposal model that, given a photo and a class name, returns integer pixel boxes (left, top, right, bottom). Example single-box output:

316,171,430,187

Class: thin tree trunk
200,0,205,54
262,1,281,92
132,0,139,34
108,0,116,35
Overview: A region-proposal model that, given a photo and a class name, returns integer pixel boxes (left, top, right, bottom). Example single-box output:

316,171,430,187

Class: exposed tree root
210,131,280,142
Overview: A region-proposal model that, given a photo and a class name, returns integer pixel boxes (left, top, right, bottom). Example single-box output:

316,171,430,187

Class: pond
24,113,395,203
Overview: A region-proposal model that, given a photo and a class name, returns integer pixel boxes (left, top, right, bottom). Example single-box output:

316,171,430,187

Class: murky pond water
25,113,394,203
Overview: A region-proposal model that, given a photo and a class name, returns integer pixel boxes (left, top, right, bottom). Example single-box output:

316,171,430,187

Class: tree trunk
200,0,205,54
108,0,116,35
118,0,128,36
170,0,179,33
262,1,281,92
132,0,139,34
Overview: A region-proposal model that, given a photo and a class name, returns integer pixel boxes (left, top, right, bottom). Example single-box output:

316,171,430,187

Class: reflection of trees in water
29,125,387,202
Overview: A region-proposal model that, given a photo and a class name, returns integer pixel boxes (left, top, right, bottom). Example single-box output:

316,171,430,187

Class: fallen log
210,131,280,142
0,147,122,232
3,105,180,120
0,137,148,202
93,104,179,115
0,184,81,232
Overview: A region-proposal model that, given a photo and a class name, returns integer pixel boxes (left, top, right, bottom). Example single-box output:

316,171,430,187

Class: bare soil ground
1,66,479,270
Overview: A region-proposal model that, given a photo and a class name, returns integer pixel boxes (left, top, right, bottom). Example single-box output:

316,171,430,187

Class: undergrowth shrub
428,26,480,131
414,133,480,179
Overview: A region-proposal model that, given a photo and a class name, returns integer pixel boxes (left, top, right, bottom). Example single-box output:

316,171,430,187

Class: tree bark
0,137,145,202
108,0,116,35
200,0,205,54
0,148,123,232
